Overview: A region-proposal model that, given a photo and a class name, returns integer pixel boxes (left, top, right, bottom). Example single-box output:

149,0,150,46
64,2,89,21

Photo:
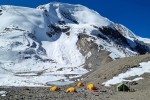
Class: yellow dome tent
86,83,97,90
77,82,84,87
50,86,59,91
66,87,76,92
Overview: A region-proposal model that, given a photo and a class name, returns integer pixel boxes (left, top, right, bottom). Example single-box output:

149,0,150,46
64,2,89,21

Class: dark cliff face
93,25,150,55
46,24,71,39
134,40,150,54
0,10,2,15
98,26,129,46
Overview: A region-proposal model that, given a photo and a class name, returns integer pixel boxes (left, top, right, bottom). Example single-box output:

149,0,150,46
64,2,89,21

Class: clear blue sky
0,0,150,38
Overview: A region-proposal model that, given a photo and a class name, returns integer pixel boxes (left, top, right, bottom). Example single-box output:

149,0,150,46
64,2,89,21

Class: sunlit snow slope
0,3,150,86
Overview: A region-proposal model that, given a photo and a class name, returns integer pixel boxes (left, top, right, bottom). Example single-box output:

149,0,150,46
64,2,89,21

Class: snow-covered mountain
0,2,150,86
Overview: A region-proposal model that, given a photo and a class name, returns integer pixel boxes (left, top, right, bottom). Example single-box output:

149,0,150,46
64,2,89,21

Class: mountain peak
0,3,150,86
37,2,113,27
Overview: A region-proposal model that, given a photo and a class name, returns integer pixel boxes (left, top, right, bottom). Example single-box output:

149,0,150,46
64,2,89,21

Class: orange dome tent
86,83,97,90
66,87,76,92
50,86,59,91
77,82,84,87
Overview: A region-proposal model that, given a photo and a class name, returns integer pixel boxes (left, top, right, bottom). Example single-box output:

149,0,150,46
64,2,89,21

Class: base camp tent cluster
50,82,97,92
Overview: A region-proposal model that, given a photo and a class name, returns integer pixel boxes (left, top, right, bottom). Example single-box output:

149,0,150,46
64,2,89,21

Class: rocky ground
0,75,150,100
0,54,150,100
0,86,113,100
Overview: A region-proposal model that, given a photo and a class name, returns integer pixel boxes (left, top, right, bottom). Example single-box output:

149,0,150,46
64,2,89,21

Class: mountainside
0,2,150,86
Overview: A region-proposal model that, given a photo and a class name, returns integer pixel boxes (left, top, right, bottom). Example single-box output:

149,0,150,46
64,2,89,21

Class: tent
117,83,130,92
86,83,97,90
66,87,76,92
77,82,84,87
50,86,59,91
